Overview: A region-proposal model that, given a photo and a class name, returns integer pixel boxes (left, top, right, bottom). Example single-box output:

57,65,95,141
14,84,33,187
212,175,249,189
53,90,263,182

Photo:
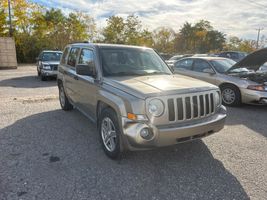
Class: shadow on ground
0,75,56,88
226,104,267,137
0,109,249,200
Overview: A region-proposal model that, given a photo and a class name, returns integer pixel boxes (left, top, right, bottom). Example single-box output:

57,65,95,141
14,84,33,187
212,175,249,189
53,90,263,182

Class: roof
185,56,230,61
69,43,152,49
42,50,63,53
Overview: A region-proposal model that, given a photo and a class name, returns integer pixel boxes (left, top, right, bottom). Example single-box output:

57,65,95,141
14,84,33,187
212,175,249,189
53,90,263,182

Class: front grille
50,65,58,71
167,92,216,122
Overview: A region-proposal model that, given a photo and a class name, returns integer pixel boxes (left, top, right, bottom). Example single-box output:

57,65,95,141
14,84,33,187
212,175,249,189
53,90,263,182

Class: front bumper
41,69,58,77
241,88,267,105
122,106,226,151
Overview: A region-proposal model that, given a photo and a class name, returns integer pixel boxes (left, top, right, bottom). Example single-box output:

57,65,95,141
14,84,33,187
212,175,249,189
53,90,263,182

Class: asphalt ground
0,66,266,200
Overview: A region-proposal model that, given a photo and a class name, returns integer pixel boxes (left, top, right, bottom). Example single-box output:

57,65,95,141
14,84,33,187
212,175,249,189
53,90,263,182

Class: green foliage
223,36,257,53
102,15,153,46
0,0,96,63
178,20,226,53
0,0,264,63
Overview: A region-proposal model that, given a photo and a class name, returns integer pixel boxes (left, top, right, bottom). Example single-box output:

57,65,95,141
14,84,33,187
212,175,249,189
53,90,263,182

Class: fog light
140,128,153,140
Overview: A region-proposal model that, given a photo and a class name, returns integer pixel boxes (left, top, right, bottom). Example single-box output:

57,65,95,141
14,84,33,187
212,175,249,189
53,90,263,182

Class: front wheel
221,85,241,106
99,108,122,159
59,84,73,111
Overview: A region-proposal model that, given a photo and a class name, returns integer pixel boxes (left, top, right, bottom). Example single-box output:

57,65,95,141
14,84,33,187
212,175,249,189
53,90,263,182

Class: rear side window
193,59,211,72
61,47,70,64
175,59,193,70
67,47,80,67
78,49,94,65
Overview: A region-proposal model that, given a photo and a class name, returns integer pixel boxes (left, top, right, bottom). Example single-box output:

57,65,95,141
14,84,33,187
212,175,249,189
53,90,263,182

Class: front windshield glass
210,59,236,73
100,47,172,76
42,52,62,61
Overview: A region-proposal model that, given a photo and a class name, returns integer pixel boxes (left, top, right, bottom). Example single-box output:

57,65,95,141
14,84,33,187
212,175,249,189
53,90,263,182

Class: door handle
74,75,79,80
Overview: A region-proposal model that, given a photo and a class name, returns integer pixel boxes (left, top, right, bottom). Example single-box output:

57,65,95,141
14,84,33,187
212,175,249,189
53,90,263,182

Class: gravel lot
0,66,266,200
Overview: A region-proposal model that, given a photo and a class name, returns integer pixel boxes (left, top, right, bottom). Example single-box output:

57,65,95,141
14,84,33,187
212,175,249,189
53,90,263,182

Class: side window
61,47,70,65
67,47,80,67
193,59,212,73
78,49,94,66
175,59,193,70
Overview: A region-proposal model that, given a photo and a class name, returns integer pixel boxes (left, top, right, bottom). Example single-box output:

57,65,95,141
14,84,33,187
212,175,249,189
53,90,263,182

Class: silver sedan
173,48,267,106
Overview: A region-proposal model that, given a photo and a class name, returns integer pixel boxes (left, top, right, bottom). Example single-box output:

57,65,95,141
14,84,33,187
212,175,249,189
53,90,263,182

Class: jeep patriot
57,43,227,159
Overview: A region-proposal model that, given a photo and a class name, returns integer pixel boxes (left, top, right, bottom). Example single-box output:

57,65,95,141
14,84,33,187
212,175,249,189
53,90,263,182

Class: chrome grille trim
167,91,216,122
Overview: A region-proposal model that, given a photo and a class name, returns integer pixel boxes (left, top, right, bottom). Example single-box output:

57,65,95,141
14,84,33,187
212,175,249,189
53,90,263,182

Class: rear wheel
59,84,73,111
99,108,122,159
221,84,241,106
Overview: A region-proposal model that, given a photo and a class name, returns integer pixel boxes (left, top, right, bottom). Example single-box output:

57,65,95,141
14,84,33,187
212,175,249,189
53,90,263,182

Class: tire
221,84,241,106
99,108,122,159
41,75,47,81
59,84,73,111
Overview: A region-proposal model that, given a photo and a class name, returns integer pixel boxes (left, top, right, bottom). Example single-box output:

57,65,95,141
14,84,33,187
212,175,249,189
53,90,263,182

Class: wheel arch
219,82,242,105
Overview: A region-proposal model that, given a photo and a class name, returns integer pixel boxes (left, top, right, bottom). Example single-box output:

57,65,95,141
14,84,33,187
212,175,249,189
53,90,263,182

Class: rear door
191,59,218,84
64,47,80,104
173,58,194,76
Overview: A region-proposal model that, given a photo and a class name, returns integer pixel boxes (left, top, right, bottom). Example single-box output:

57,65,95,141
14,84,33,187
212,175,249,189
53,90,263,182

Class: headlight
214,91,221,107
247,85,266,91
42,65,51,70
148,99,164,117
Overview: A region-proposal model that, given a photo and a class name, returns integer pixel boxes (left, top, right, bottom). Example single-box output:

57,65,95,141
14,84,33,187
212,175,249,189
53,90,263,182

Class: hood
228,48,267,72
104,75,217,99
41,61,60,65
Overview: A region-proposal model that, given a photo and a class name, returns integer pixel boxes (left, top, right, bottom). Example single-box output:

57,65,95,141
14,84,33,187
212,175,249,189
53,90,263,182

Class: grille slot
167,91,216,122
177,98,183,120
168,99,175,121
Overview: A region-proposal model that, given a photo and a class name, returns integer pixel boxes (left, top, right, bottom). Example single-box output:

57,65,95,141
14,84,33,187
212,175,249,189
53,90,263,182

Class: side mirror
76,63,96,77
203,68,215,74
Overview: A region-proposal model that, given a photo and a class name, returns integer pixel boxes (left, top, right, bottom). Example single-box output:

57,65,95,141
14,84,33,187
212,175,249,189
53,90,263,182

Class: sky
32,0,267,40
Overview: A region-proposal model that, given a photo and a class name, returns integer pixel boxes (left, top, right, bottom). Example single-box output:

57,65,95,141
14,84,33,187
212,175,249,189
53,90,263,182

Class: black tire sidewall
221,85,241,106
59,84,73,111
99,108,121,159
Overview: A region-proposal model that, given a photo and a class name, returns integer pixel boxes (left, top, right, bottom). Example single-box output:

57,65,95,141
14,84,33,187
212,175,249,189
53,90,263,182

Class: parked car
218,51,248,62
165,54,192,67
57,43,226,159
173,48,267,106
36,50,62,81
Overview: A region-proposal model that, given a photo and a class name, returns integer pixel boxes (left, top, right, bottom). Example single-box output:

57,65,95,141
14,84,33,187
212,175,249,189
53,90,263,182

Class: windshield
100,47,172,77
42,52,62,61
210,59,236,73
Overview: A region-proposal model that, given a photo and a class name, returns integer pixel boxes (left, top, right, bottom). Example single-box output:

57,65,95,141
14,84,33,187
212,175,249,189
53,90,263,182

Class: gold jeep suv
57,43,227,159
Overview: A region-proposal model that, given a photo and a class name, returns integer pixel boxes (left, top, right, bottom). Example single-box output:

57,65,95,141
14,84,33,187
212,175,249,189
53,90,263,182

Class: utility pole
8,0,12,37
256,28,264,49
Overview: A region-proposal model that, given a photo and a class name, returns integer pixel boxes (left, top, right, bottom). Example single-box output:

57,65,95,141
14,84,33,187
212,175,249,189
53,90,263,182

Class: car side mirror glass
76,63,96,77
203,68,215,74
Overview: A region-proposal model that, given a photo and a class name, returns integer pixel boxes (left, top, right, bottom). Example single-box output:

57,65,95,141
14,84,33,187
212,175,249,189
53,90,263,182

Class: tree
102,15,153,47
178,20,225,53
152,27,175,53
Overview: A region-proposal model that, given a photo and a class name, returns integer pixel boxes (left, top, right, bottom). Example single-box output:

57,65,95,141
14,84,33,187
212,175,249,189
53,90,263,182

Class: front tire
41,75,47,81
221,84,241,106
59,84,73,111
99,108,122,159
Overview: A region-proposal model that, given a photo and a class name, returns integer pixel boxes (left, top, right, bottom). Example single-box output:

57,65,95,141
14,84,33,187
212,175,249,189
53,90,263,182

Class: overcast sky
32,0,267,40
